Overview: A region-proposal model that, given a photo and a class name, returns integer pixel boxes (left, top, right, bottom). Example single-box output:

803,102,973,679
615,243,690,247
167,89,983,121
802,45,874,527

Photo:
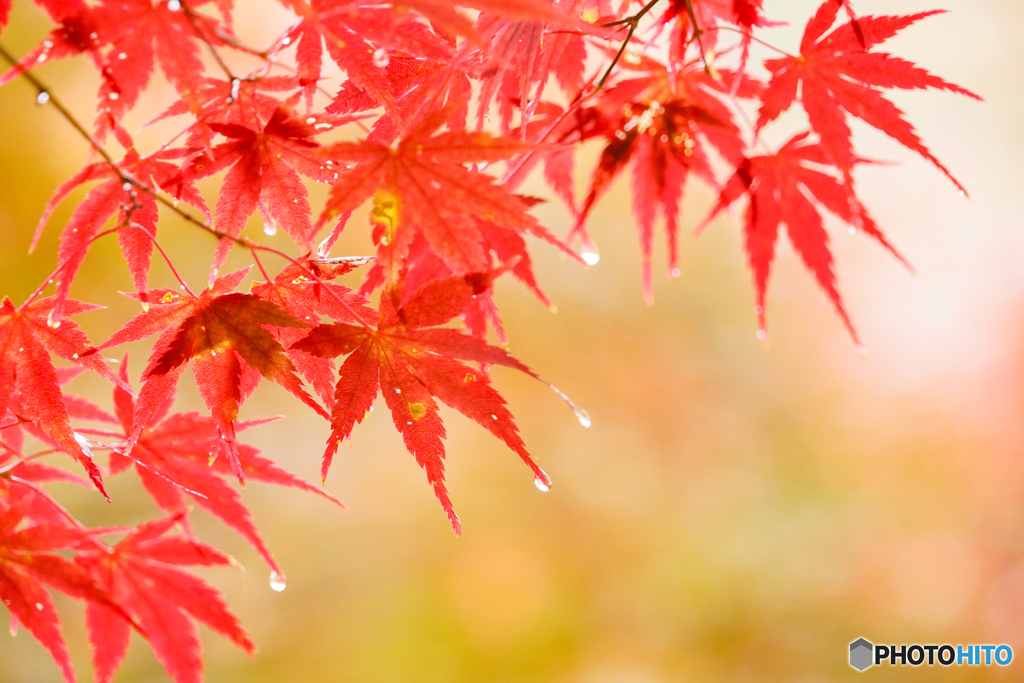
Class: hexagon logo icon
850,638,874,671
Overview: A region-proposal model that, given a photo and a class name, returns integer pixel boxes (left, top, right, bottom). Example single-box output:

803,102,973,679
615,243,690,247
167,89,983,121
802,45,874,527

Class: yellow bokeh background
1,0,1022,681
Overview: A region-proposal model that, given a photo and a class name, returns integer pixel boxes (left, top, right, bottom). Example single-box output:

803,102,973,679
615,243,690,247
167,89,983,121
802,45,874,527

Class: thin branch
596,0,662,89
180,0,236,81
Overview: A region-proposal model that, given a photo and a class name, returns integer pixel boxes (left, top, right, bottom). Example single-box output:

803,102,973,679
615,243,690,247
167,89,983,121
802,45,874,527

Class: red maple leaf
0,482,128,683
326,53,472,146
0,296,128,494
320,106,574,286
472,0,589,132
84,357,344,580
76,516,255,683
35,148,205,321
756,0,981,193
180,105,350,272
284,0,453,129
293,274,550,535
699,133,909,343
250,258,376,407
96,268,328,484
89,0,231,136
574,57,752,301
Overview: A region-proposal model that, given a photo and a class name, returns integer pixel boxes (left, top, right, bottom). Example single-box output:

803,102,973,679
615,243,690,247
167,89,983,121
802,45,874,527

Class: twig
597,0,661,89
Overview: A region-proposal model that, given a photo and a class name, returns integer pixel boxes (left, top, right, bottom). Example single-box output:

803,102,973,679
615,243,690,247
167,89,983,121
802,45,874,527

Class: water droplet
73,432,94,459
395,388,401,394
753,305,764,315
263,219,277,236
372,48,389,68
269,571,286,591
368,405,374,412
281,36,292,46
46,312,61,329
108,91,119,101
756,329,768,342
122,182,132,191
166,0,180,10
580,244,600,266
574,407,592,429
118,52,127,60
230,78,241,102
856,344,869,359
958,189,966,197
491,414,498,420
534,478,550,493
36,92,50,105
614,130,627,141
35,603,43,610
848,225,857,235
669,267,681,278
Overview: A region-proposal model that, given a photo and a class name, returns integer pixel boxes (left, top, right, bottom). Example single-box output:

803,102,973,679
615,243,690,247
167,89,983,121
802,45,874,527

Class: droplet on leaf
263,219,277,236
166,0,180,10
574,407,592,429
756,329,768,342
372,48,389,68
534,478,551,493
269,571,286,592
580,243,600,266
36,92,50,105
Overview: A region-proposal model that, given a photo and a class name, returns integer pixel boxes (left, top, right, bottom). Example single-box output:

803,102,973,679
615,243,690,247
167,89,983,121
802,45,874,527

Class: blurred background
0,0,1021,680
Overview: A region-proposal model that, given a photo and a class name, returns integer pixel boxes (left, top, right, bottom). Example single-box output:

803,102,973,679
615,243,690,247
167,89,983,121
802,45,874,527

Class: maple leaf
76,516,255,683
179,105,350,272
293,274,551,535
574,58,751,301
320,106,575,287
283,0,454,130
472,0,589,132
250,258,376,407
36,148,206,321
698,133,908,343
0,483,128,683
756,0,981,193
96,357,343,579
89,0,232,136
0,297,128,495
326,53,473,146
0,0,104,90
97,268,329,484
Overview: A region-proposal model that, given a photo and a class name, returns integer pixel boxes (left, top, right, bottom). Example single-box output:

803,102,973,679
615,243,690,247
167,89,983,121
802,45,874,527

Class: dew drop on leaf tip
36,92,49,105
534,477,551,493
574,406,592,429
268,571,286,592
263,219,277,236
580,244,600,266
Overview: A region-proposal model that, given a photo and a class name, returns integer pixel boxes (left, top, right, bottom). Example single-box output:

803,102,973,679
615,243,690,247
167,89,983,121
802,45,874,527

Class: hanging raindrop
263,219,278,236
534,477,551,493
269,571,287,592
580,244,600,266
574,407,592,429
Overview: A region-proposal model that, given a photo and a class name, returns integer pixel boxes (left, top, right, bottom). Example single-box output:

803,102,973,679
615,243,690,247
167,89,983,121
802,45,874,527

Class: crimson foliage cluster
0,0,975,680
